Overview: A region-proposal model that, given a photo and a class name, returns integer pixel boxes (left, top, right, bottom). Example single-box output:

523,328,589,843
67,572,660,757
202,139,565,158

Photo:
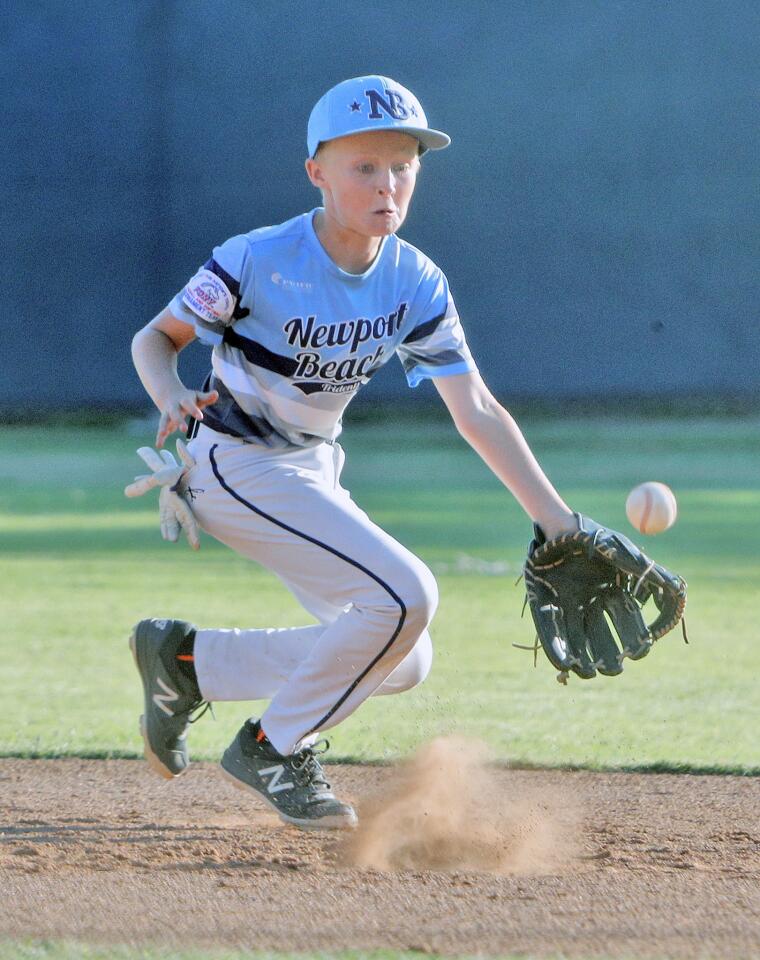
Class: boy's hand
156,388,218,447
521,513,687,681
535,512,579,541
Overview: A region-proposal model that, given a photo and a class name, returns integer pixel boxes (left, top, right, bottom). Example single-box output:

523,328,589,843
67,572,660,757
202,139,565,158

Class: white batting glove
124,440,200,550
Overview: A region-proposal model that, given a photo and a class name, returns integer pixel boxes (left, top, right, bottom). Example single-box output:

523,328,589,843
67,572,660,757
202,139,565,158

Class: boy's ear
305,157,326,190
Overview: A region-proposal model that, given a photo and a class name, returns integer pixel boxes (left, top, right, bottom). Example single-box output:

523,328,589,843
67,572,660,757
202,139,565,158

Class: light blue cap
307,75,451,158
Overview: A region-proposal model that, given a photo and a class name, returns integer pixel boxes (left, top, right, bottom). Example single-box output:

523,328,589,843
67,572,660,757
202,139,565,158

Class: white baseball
625,482,678,535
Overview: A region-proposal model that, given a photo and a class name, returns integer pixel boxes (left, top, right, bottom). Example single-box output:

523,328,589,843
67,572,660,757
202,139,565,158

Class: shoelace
187,700,214,724
290,739,331,789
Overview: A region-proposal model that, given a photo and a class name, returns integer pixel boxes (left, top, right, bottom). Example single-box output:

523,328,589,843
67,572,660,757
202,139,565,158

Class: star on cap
349,100,362,112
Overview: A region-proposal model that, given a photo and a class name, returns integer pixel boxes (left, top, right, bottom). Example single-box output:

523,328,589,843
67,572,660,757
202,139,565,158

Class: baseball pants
184,424,438,755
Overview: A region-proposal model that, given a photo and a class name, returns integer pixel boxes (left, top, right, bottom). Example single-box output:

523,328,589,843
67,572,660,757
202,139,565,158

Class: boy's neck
313,210,383,275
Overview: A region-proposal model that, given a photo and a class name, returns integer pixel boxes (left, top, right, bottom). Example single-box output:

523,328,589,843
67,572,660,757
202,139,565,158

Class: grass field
0,946,485,960
2,413,758,771
0,947,501,960
0,946,582,960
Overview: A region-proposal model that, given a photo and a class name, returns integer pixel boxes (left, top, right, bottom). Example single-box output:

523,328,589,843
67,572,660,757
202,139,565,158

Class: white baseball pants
184,425,438,755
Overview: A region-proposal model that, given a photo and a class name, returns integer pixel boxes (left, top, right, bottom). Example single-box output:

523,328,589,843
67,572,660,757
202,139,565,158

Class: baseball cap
307,75,451,158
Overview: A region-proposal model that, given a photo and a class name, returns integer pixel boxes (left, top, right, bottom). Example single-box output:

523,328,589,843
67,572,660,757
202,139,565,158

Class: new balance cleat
129,618,207,779
220,720,357,830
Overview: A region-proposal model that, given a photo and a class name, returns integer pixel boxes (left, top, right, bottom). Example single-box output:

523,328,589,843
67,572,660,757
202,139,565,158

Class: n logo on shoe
152,677,178,716
258,764,294,794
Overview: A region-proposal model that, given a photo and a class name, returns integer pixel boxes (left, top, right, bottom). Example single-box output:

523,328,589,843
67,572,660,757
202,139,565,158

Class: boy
129,75,582,830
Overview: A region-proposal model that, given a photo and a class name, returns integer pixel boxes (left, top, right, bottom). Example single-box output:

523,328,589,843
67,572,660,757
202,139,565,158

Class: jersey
168,208,477,449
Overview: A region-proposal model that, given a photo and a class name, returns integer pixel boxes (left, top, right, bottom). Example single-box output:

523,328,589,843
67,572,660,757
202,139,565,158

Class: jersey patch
182,268,235,325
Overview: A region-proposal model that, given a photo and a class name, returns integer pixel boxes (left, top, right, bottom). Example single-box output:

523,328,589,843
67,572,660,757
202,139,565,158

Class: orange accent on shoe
176,654,195,662
256,726,268,743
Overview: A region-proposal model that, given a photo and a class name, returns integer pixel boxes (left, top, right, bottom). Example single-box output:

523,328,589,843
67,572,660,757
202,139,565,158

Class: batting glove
124,440,200,550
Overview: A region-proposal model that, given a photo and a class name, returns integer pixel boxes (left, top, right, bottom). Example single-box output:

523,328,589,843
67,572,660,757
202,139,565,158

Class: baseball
625,481,678,535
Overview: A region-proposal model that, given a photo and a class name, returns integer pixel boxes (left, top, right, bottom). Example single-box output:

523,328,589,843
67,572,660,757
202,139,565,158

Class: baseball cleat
129,618,206,779
220,720,357,830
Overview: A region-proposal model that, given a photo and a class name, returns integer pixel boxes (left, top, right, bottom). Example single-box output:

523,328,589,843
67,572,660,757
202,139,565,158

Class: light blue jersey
168,209,476,448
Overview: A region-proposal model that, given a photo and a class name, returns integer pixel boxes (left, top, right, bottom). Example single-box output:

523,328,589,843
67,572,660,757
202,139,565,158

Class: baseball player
128,75,582,830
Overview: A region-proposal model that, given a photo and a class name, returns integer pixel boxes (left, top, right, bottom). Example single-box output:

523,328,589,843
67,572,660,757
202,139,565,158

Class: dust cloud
341,736,579,874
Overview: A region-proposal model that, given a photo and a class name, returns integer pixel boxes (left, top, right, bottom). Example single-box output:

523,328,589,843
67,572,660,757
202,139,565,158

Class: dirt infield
1,757,759,958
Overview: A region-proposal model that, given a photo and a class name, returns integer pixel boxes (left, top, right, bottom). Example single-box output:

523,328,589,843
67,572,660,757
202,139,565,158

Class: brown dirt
1,752,759,958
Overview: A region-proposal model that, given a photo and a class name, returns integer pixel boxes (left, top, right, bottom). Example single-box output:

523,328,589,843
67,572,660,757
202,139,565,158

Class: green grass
1,415,758,771
0,946,620,960
0,947,467,960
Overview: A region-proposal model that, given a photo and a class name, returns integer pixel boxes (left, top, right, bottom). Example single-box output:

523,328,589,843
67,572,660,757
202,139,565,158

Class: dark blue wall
4,1,759,409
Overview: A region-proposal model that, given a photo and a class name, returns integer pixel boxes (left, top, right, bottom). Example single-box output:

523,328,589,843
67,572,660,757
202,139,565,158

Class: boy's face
306,130,420,239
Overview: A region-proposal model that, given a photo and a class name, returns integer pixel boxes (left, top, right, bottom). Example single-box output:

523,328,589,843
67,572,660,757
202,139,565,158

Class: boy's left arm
434,371,576,538
435,371,688,680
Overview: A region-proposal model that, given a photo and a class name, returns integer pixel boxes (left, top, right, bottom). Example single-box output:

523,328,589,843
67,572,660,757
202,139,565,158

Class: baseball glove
521,514,687,682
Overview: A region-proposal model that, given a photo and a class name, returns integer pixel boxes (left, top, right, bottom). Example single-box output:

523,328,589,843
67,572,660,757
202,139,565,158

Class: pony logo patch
182,268,234,325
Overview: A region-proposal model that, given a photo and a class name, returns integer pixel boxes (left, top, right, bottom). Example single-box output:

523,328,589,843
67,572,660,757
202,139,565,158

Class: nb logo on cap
365,88,418,121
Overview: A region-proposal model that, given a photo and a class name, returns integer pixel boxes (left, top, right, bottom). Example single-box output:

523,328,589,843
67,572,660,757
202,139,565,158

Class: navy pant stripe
208,444,408,740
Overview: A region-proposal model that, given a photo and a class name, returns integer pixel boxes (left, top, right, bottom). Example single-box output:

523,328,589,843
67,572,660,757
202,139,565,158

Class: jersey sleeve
396,267,477,388
167,234,250,345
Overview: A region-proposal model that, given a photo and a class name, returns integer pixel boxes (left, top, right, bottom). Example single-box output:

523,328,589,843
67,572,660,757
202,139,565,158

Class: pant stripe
208,444,407,741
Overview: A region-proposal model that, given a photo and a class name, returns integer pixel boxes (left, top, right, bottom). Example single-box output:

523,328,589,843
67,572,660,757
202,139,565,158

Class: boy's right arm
132,308,219,447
